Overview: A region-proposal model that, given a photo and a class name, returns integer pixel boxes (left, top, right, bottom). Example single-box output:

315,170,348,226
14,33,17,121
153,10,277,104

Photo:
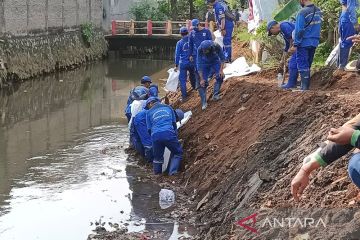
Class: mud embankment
168,69,360,239
0,30,107,86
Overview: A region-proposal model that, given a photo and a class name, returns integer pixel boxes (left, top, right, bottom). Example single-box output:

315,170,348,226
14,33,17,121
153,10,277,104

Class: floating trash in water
159,189,175,209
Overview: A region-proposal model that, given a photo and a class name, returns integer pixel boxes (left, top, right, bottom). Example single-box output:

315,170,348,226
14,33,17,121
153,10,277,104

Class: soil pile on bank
170,69,360,239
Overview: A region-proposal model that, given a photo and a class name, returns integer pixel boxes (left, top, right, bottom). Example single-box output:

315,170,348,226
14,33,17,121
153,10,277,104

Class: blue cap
141,76,152,84
149,84,159,97
200,40,213,50
340,0,347,5
180,27,189,34
145,97,160,109
267,20,278,36
192,19,200,27
175,109,185,122
132,86,149,100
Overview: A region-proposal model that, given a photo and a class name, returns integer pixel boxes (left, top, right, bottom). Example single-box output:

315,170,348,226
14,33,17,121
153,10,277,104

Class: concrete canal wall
0,0,108,85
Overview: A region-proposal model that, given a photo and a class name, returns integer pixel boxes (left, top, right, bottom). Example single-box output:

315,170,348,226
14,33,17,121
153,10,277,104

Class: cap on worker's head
206,0,215,4
149,84,159,97
145,97,160,109
267,20,278,36
141,76,152,84
191,19,200,27
201,40,214,49
175,109,185,122
180,27,189,35
340,0,347,5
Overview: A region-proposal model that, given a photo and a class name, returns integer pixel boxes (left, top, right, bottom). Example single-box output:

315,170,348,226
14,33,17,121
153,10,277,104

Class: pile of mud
168,70,360,239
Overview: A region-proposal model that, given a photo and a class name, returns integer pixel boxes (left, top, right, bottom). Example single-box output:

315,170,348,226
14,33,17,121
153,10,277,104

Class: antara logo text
235,213,326,234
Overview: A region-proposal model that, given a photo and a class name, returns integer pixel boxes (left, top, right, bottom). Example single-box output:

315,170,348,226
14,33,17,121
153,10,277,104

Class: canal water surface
0,58,192,239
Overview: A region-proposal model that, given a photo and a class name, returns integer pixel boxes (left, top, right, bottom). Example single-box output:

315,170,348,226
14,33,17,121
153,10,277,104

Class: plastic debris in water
159,189,175,209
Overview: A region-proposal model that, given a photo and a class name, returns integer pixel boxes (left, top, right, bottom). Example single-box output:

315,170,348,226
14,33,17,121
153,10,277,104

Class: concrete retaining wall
0,0,107,86
1,0,102,36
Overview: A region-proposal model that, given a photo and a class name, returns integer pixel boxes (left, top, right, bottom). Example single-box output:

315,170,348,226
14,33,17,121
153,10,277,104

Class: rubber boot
281,69,298,89
198,87,207,110
212,76,223,100
153,163,163,175
300,70,311,91
168,156,182,176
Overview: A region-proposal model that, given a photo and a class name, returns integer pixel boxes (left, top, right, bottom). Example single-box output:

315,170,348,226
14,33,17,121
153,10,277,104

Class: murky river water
0,58,193,239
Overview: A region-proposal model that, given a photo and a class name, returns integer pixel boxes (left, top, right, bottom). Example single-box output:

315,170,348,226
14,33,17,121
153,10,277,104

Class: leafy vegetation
81,23,95,45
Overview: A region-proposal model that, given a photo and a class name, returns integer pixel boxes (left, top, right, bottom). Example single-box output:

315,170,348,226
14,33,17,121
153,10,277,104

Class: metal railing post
166,20,172,35
130,19,135,35
147,20,153,36
111,20,116,35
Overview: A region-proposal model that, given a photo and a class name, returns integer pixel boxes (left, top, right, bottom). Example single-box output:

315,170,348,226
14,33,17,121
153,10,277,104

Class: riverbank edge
0,29,108,87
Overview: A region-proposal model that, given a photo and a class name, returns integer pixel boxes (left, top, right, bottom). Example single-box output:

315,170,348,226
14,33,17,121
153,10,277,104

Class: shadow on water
0,57,197,240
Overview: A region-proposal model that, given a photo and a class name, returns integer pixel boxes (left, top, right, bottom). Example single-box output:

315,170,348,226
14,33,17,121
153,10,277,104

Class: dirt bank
166,67,360,239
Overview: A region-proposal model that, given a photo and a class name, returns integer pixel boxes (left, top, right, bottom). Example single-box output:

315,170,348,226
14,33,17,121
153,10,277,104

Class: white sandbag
326,42,340,67
163,111,192,173
128,100,146,129
165,68,180,92
223,57,261,81
214,30,224,49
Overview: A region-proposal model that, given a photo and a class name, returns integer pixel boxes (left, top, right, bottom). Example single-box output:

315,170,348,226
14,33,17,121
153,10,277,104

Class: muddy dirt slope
169,68,360,239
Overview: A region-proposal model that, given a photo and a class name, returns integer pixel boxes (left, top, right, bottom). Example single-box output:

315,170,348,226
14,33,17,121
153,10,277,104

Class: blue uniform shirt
189,28,212,57
213,1,234,29
146,103,177,136
340,10,356,48
134,110,152,147
280,22,295,52
294,4,322,48
175,36,191,66
196,41,225,70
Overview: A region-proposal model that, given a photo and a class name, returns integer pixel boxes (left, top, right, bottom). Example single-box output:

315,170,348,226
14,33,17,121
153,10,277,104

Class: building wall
0,0,103,36
102,0,137,32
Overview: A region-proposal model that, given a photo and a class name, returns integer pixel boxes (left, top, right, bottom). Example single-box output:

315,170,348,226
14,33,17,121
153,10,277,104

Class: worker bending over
125,76,152,122
175,27,196,102
292,114,360,201
290,0,322,91
267,20,298,89
207,0,235,62
146,97,183,175
338,0,358,70
197,40,225,110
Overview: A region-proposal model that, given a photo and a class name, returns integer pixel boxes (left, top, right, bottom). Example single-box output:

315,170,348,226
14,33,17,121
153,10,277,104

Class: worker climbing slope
267,20,298,89
290,0,322,91
146,97,183,175
197,40,225,110
175,27,196,102
207,0,235,62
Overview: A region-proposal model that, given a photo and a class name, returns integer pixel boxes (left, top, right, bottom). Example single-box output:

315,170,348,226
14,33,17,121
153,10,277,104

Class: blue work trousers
198,63,223,106
348,153,360,189
179,63,196,99
296,47,316,72
223,26,234,62
152,131,183,175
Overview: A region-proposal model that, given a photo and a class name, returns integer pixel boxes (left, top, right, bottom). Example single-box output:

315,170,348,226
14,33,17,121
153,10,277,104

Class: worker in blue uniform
134,108,153,163
125,76,152,121
175,27,196,102
197,40,226,110
189,19,213,62
267,20,298,89
146,97,183,175
189,19,213,90
338,0,358,70
149,84,159,97
207,0,235,62
290,0,322,91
